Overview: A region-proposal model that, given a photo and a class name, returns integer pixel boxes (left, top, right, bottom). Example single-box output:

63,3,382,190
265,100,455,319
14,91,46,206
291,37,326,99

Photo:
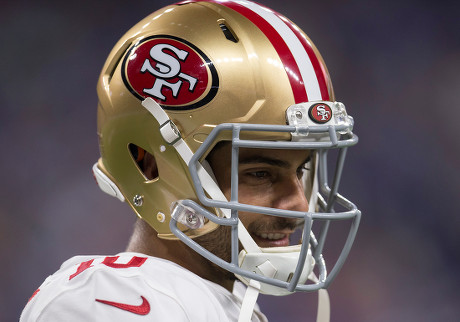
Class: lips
246,217,303,248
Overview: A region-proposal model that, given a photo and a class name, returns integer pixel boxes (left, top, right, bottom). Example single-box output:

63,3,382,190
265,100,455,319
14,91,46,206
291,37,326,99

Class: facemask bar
169,121,360,292
311,147,362,287
312,147,348,263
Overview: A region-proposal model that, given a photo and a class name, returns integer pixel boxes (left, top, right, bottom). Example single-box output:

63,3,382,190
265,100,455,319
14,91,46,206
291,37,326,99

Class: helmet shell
96,1,334,238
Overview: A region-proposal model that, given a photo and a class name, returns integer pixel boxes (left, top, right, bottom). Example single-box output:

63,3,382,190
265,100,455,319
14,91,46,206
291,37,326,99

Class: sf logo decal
140,44,198,100
315,105,331,121
122,36,218,110
308,103,332,124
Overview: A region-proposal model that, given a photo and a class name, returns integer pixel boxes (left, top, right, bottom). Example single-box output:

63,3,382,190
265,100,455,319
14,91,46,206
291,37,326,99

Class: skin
208,144,311,248
127,143,311,292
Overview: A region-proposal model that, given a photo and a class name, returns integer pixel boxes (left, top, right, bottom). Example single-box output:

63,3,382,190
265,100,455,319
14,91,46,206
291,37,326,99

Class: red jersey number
69,256,147,280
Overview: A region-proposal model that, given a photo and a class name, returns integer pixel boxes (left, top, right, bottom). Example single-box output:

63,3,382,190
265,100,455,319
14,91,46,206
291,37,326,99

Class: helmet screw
133,194,143,207
295,111,303,119
186,212,198,226
156,212,165,223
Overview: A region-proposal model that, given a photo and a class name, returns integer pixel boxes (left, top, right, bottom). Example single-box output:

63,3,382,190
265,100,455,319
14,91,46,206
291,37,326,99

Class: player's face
208,144,311,248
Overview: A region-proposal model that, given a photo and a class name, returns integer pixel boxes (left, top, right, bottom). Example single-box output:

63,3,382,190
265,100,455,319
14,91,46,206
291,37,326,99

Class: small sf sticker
308,103,332,124
122,35,218,110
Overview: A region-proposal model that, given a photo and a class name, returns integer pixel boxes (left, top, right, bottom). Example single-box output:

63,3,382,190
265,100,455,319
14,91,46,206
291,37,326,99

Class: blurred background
1,0,459,321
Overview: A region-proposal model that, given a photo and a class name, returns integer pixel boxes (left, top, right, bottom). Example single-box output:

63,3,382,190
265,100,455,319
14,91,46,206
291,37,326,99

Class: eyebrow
239,154,311,168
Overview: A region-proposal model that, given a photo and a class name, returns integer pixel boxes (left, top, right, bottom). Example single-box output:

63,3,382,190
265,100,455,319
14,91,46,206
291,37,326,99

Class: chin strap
309,273,331,322
237,274,330,322
317,289,331,321
238,280,261,322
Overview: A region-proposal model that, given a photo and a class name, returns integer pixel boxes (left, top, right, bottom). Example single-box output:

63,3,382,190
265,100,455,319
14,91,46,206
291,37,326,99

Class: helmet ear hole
128,144,159,180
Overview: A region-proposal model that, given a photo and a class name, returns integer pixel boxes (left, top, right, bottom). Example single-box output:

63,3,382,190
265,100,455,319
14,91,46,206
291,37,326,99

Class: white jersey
20,252,268,322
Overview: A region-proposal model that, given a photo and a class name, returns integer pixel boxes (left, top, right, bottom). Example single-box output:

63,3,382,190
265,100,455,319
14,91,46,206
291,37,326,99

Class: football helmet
93,0,360,302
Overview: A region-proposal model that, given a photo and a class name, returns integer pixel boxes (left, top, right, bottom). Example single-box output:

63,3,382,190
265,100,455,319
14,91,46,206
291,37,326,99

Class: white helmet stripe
234,0,323,101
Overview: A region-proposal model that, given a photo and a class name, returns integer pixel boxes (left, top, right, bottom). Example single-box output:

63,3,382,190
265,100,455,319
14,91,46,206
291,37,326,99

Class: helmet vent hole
218,22,238,43
128,144,159,181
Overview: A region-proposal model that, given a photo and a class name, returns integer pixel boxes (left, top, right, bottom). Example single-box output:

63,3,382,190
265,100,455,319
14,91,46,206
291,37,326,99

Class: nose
272,175,309,212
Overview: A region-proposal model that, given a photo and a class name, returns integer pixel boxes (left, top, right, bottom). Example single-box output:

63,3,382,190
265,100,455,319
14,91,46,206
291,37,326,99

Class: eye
296,164,310,179
248,170,270,179
240,169,274,186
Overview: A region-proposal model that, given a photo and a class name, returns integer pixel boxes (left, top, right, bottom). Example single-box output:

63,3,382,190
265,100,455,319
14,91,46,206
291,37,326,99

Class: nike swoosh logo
96,296,150,315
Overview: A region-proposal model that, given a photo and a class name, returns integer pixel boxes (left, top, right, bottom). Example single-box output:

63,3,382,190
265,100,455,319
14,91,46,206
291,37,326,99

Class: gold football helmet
93,0,360,304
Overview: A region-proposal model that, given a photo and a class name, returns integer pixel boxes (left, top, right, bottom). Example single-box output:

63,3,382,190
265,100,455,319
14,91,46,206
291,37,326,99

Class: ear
142,150,159,180
129,144,158,180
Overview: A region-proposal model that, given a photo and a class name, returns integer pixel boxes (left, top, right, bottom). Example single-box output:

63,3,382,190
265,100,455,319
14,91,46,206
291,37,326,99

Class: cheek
218,177,274,207
238,211,261,228
238,185,273,207
237,187,274,227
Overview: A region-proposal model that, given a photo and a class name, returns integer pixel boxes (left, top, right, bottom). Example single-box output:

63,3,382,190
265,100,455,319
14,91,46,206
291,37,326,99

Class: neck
126,219,235,292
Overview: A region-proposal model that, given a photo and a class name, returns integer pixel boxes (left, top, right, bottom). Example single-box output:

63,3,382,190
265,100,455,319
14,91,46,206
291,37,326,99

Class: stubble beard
194,224,237,284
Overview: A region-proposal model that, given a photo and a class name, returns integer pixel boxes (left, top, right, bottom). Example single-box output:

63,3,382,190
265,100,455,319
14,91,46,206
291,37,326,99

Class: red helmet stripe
276,14,330,101
219,1,308,103
188,0,327,103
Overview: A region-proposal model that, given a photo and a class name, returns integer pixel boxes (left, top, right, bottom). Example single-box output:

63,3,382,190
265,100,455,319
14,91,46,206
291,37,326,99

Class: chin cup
237,244,315,296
